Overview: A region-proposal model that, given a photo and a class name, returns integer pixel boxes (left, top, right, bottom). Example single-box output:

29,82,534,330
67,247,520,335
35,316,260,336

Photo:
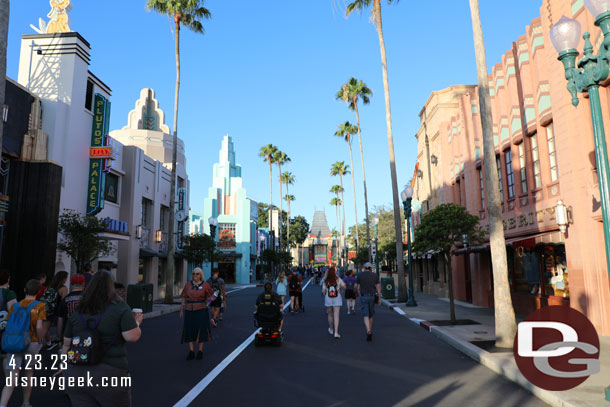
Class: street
1,280,549,407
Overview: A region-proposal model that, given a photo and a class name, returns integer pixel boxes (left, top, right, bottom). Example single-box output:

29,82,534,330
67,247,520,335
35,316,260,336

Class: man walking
207,269,225,326
56,274,85,339
83,263,95,287
354,262,381,341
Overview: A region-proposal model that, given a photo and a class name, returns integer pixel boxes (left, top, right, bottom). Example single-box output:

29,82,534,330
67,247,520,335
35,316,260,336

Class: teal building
202,136,258,283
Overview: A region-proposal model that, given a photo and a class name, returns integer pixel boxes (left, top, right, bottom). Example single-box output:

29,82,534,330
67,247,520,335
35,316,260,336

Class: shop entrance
218,262,236,284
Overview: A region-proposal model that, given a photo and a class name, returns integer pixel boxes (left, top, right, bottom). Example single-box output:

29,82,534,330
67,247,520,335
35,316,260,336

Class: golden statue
31,0,73,34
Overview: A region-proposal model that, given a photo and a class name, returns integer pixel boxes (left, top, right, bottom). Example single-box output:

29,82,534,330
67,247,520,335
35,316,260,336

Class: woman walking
275,271,288,307
180,267,214,360
343,270,357,314
322,267,345,339
62,271,142,406
41,271,68,350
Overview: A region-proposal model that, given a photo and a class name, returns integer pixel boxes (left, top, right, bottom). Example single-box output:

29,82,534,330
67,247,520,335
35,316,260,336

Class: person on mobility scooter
254,282,284,346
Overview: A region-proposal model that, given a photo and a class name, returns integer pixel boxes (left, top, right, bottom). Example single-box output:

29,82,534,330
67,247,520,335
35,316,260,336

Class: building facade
412,0,610,335
202,136,257,283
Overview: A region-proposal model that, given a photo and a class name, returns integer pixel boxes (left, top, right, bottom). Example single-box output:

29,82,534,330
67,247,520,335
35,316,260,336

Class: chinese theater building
202,136,258,283
412,0,610,335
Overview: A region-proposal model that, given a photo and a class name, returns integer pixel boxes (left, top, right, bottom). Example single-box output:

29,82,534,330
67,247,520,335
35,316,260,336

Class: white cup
132,308,143,318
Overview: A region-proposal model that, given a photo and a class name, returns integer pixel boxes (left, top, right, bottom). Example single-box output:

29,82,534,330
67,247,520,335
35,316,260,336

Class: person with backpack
0,279,46,407
287,270,302,314
60,270,142,406
322,266,345,339
355,262,381,342
206,269,225,327
56,274,86,340
41,271,68,350
343,269,357,315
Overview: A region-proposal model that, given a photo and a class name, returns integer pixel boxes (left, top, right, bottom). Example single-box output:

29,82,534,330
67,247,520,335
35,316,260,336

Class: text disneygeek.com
5,372,132,391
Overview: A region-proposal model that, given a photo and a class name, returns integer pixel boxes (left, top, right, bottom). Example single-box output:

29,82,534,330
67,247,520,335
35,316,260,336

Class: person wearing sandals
180,268,214,360
321,266,345,339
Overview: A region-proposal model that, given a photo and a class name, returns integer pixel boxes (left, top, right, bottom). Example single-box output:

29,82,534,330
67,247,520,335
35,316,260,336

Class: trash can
127,283,154,313
381,277,395,300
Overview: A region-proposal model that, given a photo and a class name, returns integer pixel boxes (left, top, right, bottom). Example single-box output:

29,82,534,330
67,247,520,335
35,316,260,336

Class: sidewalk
382,292,610,407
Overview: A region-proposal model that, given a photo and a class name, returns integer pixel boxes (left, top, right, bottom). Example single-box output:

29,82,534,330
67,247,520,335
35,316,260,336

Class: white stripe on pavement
393,306,406,315
173,278,312,407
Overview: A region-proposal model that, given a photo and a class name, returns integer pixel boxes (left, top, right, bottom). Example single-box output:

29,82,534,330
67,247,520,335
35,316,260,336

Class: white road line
174,278,312,407
393,306,406,315
226,286,252,295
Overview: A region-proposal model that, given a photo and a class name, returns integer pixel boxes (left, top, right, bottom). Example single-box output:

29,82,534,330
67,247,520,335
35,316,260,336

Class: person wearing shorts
0,279,46,407
207,270,225,326
355,262,381,342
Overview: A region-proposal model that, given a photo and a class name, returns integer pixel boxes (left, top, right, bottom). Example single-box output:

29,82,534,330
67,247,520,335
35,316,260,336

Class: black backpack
67,309,113,366
209,277,221,292
289,275,300,291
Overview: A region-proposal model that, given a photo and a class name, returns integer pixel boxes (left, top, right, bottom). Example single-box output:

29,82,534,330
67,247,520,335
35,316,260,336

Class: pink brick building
412,0,610,335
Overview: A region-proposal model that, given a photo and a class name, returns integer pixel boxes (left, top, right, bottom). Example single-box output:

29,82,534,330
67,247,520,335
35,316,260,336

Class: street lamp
551,4,610,282
208,216,218,240
372,216,380,276
401,185,417,307
555,200,569,234
155,230,162,243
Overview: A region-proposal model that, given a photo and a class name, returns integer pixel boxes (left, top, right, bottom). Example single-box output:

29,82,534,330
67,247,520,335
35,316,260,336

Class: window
160,206,169,232
456,180,462,206
141,199,152,227
505,149,515,199
530,132,542,188
546,123,558,182
518,143,528,194
85,79,94,111
496,155,504,203
104,173,119,204
478,168,485,210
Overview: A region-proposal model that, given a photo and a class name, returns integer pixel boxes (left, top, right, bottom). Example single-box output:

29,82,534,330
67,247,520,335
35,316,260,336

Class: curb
380,298,590,407
143,305,181,320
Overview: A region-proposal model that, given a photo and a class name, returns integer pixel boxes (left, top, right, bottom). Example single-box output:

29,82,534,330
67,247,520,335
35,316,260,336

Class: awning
99,231,130,241
139,247,157,258
453,231,564,255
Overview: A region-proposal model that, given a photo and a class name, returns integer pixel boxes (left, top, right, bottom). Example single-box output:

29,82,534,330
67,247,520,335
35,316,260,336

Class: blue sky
7,0,543,232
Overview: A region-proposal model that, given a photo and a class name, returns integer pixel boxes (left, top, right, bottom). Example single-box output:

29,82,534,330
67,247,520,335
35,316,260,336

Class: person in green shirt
61,271,143,406
0,269,17,314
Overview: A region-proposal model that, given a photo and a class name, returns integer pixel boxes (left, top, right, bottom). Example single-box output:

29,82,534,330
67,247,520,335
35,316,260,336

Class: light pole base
405,297,417,307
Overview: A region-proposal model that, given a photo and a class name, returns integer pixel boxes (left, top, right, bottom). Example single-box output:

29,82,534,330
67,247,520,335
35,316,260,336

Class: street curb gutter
380,298,583,407
143,305,181,320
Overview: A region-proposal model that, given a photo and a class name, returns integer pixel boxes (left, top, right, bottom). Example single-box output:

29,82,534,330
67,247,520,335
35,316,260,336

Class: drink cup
132,308,143,319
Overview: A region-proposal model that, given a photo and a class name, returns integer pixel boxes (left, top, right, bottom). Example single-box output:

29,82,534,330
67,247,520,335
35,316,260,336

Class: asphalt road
0,281,549,407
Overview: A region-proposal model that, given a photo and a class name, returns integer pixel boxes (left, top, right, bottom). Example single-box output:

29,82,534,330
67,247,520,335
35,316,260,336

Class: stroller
254,293,283,347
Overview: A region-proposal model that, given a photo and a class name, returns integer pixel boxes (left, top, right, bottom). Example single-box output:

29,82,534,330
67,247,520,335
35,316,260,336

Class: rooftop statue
30,0,73,34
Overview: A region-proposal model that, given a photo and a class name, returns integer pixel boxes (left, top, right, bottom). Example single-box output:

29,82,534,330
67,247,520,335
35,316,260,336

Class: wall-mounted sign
90,147,113,159
86,94,111,216
218,228,236,251
178,188,186,211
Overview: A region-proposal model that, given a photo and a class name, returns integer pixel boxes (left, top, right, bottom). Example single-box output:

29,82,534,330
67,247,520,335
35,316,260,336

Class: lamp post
208,216,218,240
550,3,610,284
555,200,569,234
372,216,380,276
401,185,417,307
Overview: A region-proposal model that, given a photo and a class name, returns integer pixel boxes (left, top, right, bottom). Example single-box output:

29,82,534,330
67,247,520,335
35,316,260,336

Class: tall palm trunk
339,175,346,263
353,104,370,257
277,164,283,250
0,0,9,161
286,182,291,249
372,0,407,302
469,0,516,347
165,15,181,303
348,138,359,256
268,162,273,241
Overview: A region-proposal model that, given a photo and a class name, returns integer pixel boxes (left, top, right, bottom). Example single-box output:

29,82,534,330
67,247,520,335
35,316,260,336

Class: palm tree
334,121,360,252
273,150,290,249
330,197,343,251
0,0,8,152
259,144,278,241
336,78,372,262
281,172,295,246
331,162,349,266
147,0,211,304
469,0,516,348
284,194,295,247
345,0,407,302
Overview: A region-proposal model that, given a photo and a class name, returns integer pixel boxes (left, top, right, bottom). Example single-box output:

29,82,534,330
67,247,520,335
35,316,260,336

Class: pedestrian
40,271,68,350
354,262,381,341
34,273,47,300
56,274,85,340
0,269,18,319
275,271,288,307
61,270,142,406
322,266,345,339
180,267,214,360
287,270,302,313
0,279,46,407
83,263,95,287
206,269,226,326
343,270,357,314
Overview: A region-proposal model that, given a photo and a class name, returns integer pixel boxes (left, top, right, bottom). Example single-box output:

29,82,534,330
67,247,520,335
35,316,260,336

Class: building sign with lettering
482,206,566,235
86,94,111,215
218,228,236,251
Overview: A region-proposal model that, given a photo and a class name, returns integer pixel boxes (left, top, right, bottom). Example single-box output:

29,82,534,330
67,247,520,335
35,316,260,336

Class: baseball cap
70,274,85,285
363,262,373,269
